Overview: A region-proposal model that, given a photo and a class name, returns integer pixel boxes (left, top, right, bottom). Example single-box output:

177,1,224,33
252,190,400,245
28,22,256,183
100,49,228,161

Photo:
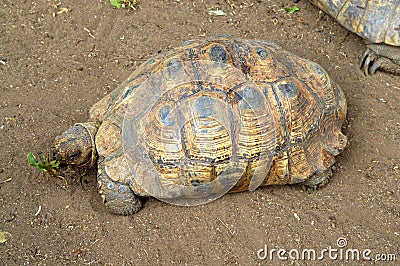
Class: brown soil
1,1,399,265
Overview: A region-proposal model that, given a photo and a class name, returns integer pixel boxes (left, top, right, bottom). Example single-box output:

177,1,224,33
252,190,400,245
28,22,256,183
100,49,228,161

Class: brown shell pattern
309,0,400,46
92,36,347,198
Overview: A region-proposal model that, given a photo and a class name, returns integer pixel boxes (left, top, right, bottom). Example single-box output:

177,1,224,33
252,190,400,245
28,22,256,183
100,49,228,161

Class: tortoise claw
360,48,387,75
360,48,369,69
360,44,400,75
360,47,374,75
369,58,386,75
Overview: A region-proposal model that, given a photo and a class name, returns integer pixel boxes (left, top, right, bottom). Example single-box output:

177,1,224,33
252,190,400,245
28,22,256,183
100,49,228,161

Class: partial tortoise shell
91,36,347,200
309,0,400,46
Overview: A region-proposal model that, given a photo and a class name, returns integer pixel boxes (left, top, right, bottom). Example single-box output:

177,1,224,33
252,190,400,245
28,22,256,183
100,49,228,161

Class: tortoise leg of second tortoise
360,44,400,75
97,157,142,215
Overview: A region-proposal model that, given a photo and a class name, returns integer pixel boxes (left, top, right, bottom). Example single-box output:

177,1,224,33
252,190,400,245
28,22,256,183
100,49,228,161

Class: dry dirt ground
1,0,399,265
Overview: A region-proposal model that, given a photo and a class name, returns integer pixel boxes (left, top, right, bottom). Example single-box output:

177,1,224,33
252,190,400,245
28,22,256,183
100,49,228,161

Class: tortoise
53,36,347,215
307,0,400,75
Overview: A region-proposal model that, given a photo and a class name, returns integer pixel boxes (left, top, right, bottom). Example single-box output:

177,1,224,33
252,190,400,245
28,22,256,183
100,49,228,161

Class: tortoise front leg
360,44,400,75
97,157,142,215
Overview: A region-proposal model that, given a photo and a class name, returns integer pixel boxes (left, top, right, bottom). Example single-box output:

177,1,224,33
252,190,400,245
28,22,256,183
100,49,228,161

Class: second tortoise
308,0,400,75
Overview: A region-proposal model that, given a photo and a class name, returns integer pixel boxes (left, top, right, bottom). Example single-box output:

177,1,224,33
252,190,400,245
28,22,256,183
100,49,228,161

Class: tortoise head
53,122,99,167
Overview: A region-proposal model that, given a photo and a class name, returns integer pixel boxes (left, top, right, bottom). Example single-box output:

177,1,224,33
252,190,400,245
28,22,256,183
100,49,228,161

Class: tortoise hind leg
301,169,333,191
360,44,400,75
97,158,142,215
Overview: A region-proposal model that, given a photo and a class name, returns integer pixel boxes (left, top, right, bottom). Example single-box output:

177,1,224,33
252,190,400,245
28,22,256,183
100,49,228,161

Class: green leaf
284,6,299,13
27,152,38,167
27,152,59,173
39,153,45,162
0,231,11,244
110,0,122,9
49,160,60,168
208,9,227,16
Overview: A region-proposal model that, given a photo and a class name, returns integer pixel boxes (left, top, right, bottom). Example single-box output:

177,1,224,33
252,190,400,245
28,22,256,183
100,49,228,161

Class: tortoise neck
75,122,100,167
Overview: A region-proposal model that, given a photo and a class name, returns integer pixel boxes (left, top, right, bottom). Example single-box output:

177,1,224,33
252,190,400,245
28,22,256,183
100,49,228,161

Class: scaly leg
97,157,142,215
360,44,400,75
302,169,333,191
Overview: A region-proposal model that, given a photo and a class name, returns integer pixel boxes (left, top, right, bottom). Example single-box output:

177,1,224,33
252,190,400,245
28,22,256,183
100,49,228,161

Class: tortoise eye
70,151,82,160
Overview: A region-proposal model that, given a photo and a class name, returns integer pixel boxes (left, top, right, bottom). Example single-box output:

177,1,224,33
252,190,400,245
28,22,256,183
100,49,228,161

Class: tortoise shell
90,36,346,208
308,0,400,46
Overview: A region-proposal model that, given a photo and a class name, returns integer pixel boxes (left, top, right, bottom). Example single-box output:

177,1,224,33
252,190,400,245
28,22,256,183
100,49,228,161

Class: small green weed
110,0,138,9
284,6,300,13
27,152,60,174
